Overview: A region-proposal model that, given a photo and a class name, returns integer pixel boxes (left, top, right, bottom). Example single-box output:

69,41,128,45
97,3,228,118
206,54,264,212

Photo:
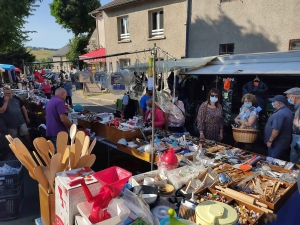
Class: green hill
27,47,56,61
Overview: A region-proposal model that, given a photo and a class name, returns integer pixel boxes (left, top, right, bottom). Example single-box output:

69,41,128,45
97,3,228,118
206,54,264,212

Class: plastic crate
0,160,23,198
0,182,24,221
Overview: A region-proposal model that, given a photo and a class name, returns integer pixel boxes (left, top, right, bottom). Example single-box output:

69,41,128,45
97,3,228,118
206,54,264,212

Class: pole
151,43,157,171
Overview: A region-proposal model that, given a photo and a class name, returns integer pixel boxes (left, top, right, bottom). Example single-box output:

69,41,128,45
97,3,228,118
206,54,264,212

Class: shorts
8,123,29,138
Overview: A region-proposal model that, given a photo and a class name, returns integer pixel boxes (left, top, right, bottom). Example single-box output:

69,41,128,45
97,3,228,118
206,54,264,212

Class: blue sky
24,0,112,49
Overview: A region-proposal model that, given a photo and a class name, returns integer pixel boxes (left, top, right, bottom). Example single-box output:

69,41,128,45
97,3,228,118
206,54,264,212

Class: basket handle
240,121,245,129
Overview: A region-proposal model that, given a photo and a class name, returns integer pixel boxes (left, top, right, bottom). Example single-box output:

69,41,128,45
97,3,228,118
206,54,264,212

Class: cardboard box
55,168,101,225
106,126,143,144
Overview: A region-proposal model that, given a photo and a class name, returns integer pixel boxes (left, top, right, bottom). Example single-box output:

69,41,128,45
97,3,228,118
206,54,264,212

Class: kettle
162,148,178,165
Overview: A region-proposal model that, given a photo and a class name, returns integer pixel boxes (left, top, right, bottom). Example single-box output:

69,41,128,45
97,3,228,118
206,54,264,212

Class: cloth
42,83,51,94
34,71,45,83
45,93,51,99
66,96,73,107
290,134,300,164
264,106,293,160
144,106,165,128
166,101,185,127
0,96,25,129
237,105,258,129
293,103,300,134
123,94,137,119
63,81,73,96
139,94,151,114
46,96,68,137
197,102,224,142
48,136,57,152
242,81,268,111
8,123,29,137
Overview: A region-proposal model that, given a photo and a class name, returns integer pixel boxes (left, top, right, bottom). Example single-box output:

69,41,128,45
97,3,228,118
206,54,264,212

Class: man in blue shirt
285,88,300,163
264,95,293,161
139,87,152,117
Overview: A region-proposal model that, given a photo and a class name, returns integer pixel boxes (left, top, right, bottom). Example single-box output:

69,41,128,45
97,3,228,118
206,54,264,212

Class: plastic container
77,199,130,225
93,166,132,197
0,160,23,198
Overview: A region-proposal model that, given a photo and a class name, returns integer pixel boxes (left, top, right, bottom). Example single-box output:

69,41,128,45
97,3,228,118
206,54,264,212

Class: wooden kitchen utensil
35,137,51,167
74,131,85,167
56,131,68,155
34,166,49,191
33,151,44,166
47,140,55,156
87,138,97,155
69,144,76,169
75,154,96,169
70,124,77,146
5,135,14,144
49,153,62,194
61,146,70,171
14,138,37,170
81,136,90,156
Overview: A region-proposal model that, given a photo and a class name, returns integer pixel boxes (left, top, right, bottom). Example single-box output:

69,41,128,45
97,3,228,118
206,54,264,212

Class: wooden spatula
33,151,44,166
5,135,14,144
69,144,76,170
49,153,62,194
74,131,85,167
70,124,77,146
81,136,90,156
14,138,37,170
47,140,55,156
56,131,68,155
9,143,36,180
61,146,70,171
75,154,96,169
87,138,97,155
34,166,49,191
35,138,51,168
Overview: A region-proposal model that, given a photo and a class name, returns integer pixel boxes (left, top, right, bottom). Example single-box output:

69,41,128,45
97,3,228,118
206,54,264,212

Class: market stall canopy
184,50,300,75
124,57,216,72
0,64,15,71
79,48,106,63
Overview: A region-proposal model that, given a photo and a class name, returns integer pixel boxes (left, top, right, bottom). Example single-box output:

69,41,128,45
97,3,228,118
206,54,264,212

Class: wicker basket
232,127,259,143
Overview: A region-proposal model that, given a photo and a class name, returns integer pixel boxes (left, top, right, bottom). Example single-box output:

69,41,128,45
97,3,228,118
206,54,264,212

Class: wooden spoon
47,140,55,156
49,153,62,194
14,138,37,170
81,136,90,157
70,124,77,146
9,143,36,180
87,138,97,155
61,146,70,171
69,144,76,170
5,135,14,144
33,151,44,166
75,154,96,169
56,131,68,155
34,166,49,191
74,131,85,167
35,138,51,168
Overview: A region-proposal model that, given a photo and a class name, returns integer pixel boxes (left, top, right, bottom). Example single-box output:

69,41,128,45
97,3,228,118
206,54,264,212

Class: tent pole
151,43,157,171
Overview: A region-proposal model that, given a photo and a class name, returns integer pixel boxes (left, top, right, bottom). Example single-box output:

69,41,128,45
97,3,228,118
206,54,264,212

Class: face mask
244,103,252,108
288,98,294,105
146,106,150,110
172,97,178,102
210,96,218,103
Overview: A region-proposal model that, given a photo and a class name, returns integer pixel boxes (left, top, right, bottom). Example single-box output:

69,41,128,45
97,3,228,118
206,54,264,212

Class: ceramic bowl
130,185,159,206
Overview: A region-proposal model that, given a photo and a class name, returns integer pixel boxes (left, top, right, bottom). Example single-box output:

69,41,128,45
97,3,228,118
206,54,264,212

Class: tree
0,46,36,68
50,0,101,37
0,0,41,52
66,35,89,69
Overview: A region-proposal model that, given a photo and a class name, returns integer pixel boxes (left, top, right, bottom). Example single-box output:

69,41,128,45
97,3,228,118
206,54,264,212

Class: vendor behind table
139,87,153,117
144,98,165,129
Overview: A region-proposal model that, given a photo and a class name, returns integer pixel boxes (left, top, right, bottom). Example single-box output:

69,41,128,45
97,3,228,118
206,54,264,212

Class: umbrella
14,67,22,73
0,64,15,70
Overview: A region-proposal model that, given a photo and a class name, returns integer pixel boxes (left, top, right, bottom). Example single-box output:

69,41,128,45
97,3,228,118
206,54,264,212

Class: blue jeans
48,136,57,152
290,134,300,164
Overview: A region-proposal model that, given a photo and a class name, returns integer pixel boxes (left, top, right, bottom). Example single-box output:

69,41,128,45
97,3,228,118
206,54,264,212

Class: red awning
79,48,106,63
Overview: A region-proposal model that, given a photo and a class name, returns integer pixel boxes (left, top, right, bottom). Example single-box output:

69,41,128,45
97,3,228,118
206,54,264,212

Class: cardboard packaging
55,168,101,225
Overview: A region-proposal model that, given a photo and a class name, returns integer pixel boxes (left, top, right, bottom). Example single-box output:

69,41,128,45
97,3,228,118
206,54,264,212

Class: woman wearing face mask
144,98,165,128
234,94,258,151
164,90,185,132
197,88,223,141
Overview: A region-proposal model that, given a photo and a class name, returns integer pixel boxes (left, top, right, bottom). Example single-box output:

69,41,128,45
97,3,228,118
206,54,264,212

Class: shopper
197,88,224,142
0,87,32,148
46,88,73,148
284,88,300,164
164,90,185,132
63,79,73,107
264,95,293,161
234,93,258,151
42,80,52,99
122,92,138,119
139,87,153,117
144,98,165,128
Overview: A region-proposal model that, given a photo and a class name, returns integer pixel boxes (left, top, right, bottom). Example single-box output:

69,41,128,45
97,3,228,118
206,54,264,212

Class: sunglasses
210,94,218,97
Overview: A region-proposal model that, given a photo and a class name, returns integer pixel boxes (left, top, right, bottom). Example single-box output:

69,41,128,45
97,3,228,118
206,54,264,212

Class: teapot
161,148,178,166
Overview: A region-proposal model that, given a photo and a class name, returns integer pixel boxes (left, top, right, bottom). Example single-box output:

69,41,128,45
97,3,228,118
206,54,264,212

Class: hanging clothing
242,81,268,111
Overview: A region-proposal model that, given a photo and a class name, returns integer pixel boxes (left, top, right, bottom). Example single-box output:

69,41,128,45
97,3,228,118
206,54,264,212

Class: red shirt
43,83,51,94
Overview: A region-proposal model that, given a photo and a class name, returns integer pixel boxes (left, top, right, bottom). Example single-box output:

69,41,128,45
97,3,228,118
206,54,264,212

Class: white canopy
125,57,216,72
184,51,300,75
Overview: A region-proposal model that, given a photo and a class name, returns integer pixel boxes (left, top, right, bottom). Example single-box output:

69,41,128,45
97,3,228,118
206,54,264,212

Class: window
289,39,300,50
150,10,164,37
219,43,234,55
119,17,130,41
119,59,131,68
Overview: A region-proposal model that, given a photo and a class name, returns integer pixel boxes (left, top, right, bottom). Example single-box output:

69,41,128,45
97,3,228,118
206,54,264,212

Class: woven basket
232,127,259,143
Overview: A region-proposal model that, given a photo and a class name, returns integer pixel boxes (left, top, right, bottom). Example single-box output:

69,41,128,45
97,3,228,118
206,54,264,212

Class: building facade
187,0,300,57
52,45,70,73
90,0,187,68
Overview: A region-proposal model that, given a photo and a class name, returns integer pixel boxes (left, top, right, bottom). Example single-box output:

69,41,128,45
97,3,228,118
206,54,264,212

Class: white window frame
119,16,130,41
150,10,164,37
